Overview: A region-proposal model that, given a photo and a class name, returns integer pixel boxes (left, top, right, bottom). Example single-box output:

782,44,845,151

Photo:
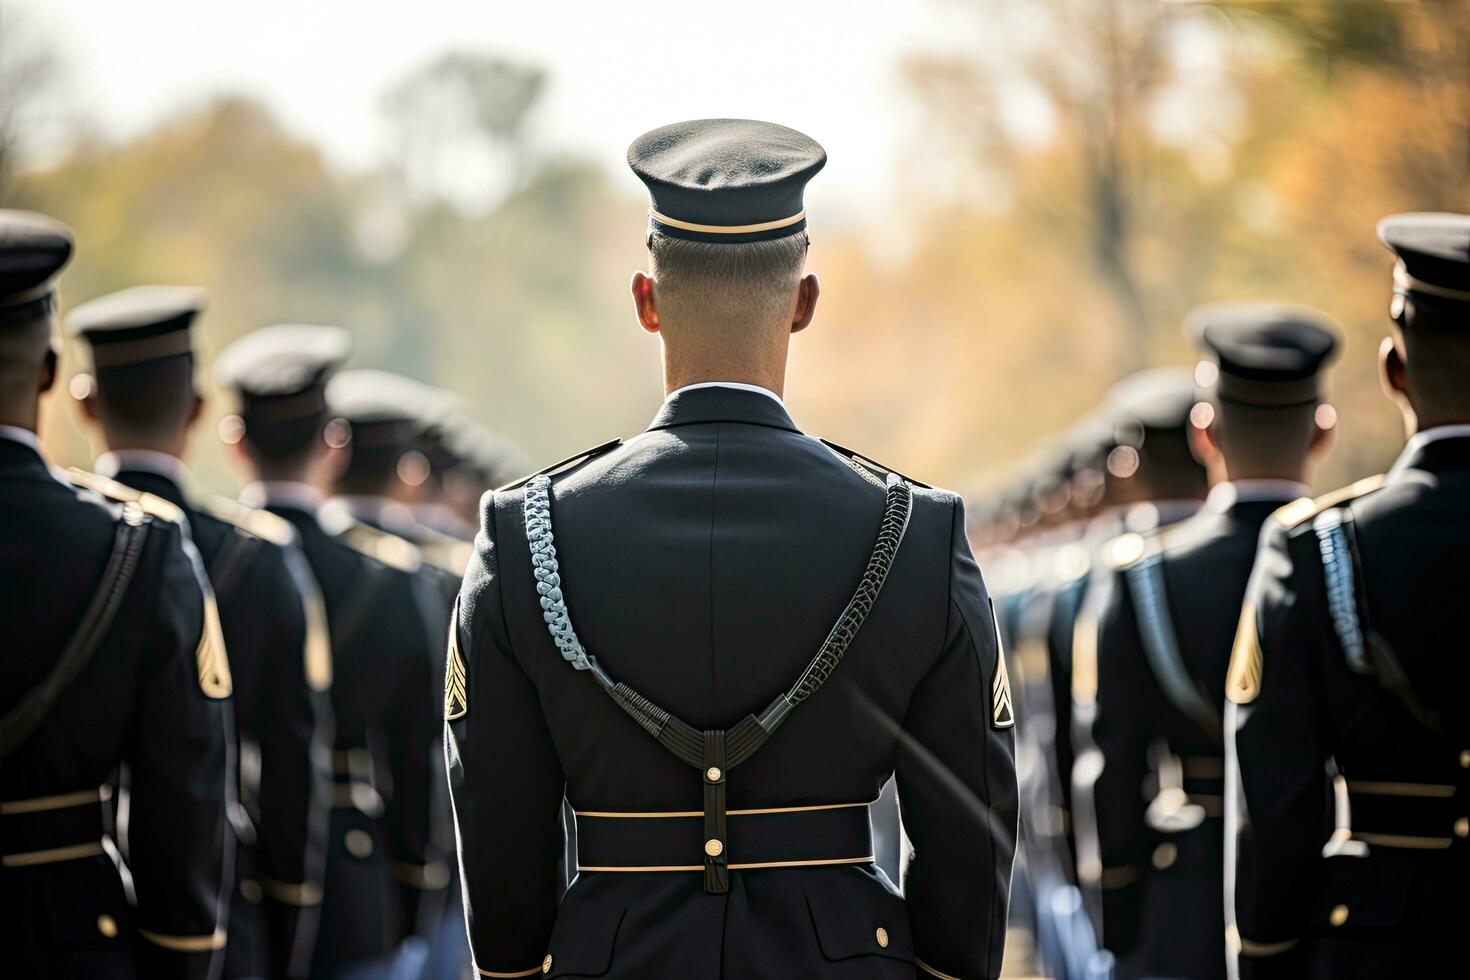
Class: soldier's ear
1378,335,1416,437
790,274,820,334
631,271,660,335
38,347,57,395
186,392,206,431
1186,401,1220,469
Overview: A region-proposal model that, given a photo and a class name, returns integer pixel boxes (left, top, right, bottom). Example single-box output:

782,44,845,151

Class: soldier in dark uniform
66,286,335,979
0,210,232,978
447,119,1018,980
213,325,443,980
1226,212,1470,978
1079,305,1339,978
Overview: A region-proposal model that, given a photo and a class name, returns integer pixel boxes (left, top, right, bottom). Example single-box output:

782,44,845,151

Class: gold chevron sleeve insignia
1226,601,1263,705
988,602,1015,729
196,589,233,699
445,603,468,722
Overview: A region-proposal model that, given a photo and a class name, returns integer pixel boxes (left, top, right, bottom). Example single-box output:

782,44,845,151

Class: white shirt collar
1206,479,1311,512
95,449,190,485
1389,424,1470,478
0,424,41,456
666,381,785,408
239,480,325,512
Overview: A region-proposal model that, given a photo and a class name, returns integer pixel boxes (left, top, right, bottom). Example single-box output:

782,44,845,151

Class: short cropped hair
1397,294,1470,415
647,231,809,329
94,355,196,444
1211,398,1320,477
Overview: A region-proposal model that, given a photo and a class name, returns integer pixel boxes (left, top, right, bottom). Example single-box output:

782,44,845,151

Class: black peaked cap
66,285,207,369
0,210,74,315
1188,301,1339,392
1378,212,1470,304
629,119,826,243
1106,368,1197,432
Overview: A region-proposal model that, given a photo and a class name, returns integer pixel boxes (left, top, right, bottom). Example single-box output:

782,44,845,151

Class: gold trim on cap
649,208,806,236
1,841,105,867
136,928,227,952
1394,261,1470,302
0,785,111,815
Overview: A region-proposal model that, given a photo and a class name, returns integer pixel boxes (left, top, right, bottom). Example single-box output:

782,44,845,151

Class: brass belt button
97,914,118,938
1460,749,1470,769
345,829,373,858
542,953,553,974
704,838,724,858
240,878,263,904
1455,817,1468,838
706,767,722,783
1329,904,1350,927
875,926,889,948
1152,843,1178,870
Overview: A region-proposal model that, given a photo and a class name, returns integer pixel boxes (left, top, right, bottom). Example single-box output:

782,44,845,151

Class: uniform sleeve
125,524,231,980
446,492,566,978
1076,567,1160,958
895,496,1018,980
252,546,333,978
1226,523,1330,979
383,570,441,940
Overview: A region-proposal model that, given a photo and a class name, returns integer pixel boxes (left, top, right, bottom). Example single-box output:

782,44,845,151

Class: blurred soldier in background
323,367,468,980
1081,304,1338,979
446,119,1017,979
67,286,336,979
1227,213,1470,978
0,211,232,978
215,325,444,980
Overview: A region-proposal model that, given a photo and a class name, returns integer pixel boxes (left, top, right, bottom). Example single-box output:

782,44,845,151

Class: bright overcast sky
25,0,984,221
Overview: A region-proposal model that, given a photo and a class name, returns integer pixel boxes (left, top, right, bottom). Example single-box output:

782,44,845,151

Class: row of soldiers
0,209,522,978
981,212,1470,978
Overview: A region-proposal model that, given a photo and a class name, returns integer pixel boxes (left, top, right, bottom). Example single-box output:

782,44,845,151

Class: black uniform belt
1346,781,1469,848
0,786,110,867
574,801,875,873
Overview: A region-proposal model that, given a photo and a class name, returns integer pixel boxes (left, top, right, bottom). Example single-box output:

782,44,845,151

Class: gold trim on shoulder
917,958,963,979
301,578,333,693
445,604,468,722
260,878,324,906
1107,532,1147,569
136,928,227,952
196,588,233,699
1274,475,1387,530
338,521,421,572
1226,601,1262,705
65,468,183,523
1,841,105,867
0,785,111,815
198,494,296,546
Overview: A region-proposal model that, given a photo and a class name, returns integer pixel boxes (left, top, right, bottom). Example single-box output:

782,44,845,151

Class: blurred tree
0,5,61,197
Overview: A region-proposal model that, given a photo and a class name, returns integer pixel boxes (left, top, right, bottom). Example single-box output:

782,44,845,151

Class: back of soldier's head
1378,213,1470,422
1186,302,1339,479
67,286,206,447
630,120,824,336
0,211,73,420
1105,368,1209,503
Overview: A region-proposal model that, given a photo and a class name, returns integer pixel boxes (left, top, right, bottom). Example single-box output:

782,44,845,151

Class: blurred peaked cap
1066,413,1119,469
1106,367,1198,431
66,286,207,369
629,119,826,243
327,369,448,426
1188,302,1339,382
214,323,352,399
0,209,74,313
1377,212,1470,304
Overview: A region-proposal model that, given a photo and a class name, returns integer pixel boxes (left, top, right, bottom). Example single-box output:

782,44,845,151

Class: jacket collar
1387,426,1470,484
646,384,800,434
111,466,190,512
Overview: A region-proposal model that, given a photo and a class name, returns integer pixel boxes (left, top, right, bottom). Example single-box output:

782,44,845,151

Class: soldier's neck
661,343,789,400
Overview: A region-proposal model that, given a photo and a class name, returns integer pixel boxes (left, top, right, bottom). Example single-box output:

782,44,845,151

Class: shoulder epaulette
65,468,183,524
197,494,297,547
337,520,422,573
1051,542,1092,584
818,439,932,489
1273,475,1386,530
495,438,623,493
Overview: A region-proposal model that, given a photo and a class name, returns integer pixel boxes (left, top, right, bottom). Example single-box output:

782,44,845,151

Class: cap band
0,280,56,311
244,389,329,423
649,209,806,236
90,330,193,369
1213,372,1322,408
1394,261,1470,303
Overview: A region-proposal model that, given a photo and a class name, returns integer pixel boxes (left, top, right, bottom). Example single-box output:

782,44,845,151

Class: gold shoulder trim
65,468,183,523
136,928,227,952
197,494,296,546
301,577,333,693
1225,600,1262,704
1106,531,1147,569
445,603,468,721
338,521,421,572
196,588,233,699
1273,474,1387,530
421,537,475,577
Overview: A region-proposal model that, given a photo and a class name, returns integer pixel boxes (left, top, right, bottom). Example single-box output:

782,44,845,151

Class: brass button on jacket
875,926,889,948
704,838,724,858
542,953,553,974
1329,905,1350,927
97,914,118,938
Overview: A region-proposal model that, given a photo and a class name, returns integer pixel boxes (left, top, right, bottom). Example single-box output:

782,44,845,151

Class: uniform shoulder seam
196,494,296,546
495,437,623,492
64,467,183,524
333,519,422,572
817,438,933,489
1274,474,1386,530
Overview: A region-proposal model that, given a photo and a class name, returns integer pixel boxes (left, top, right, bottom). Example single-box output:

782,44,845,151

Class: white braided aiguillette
524,475,591,670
